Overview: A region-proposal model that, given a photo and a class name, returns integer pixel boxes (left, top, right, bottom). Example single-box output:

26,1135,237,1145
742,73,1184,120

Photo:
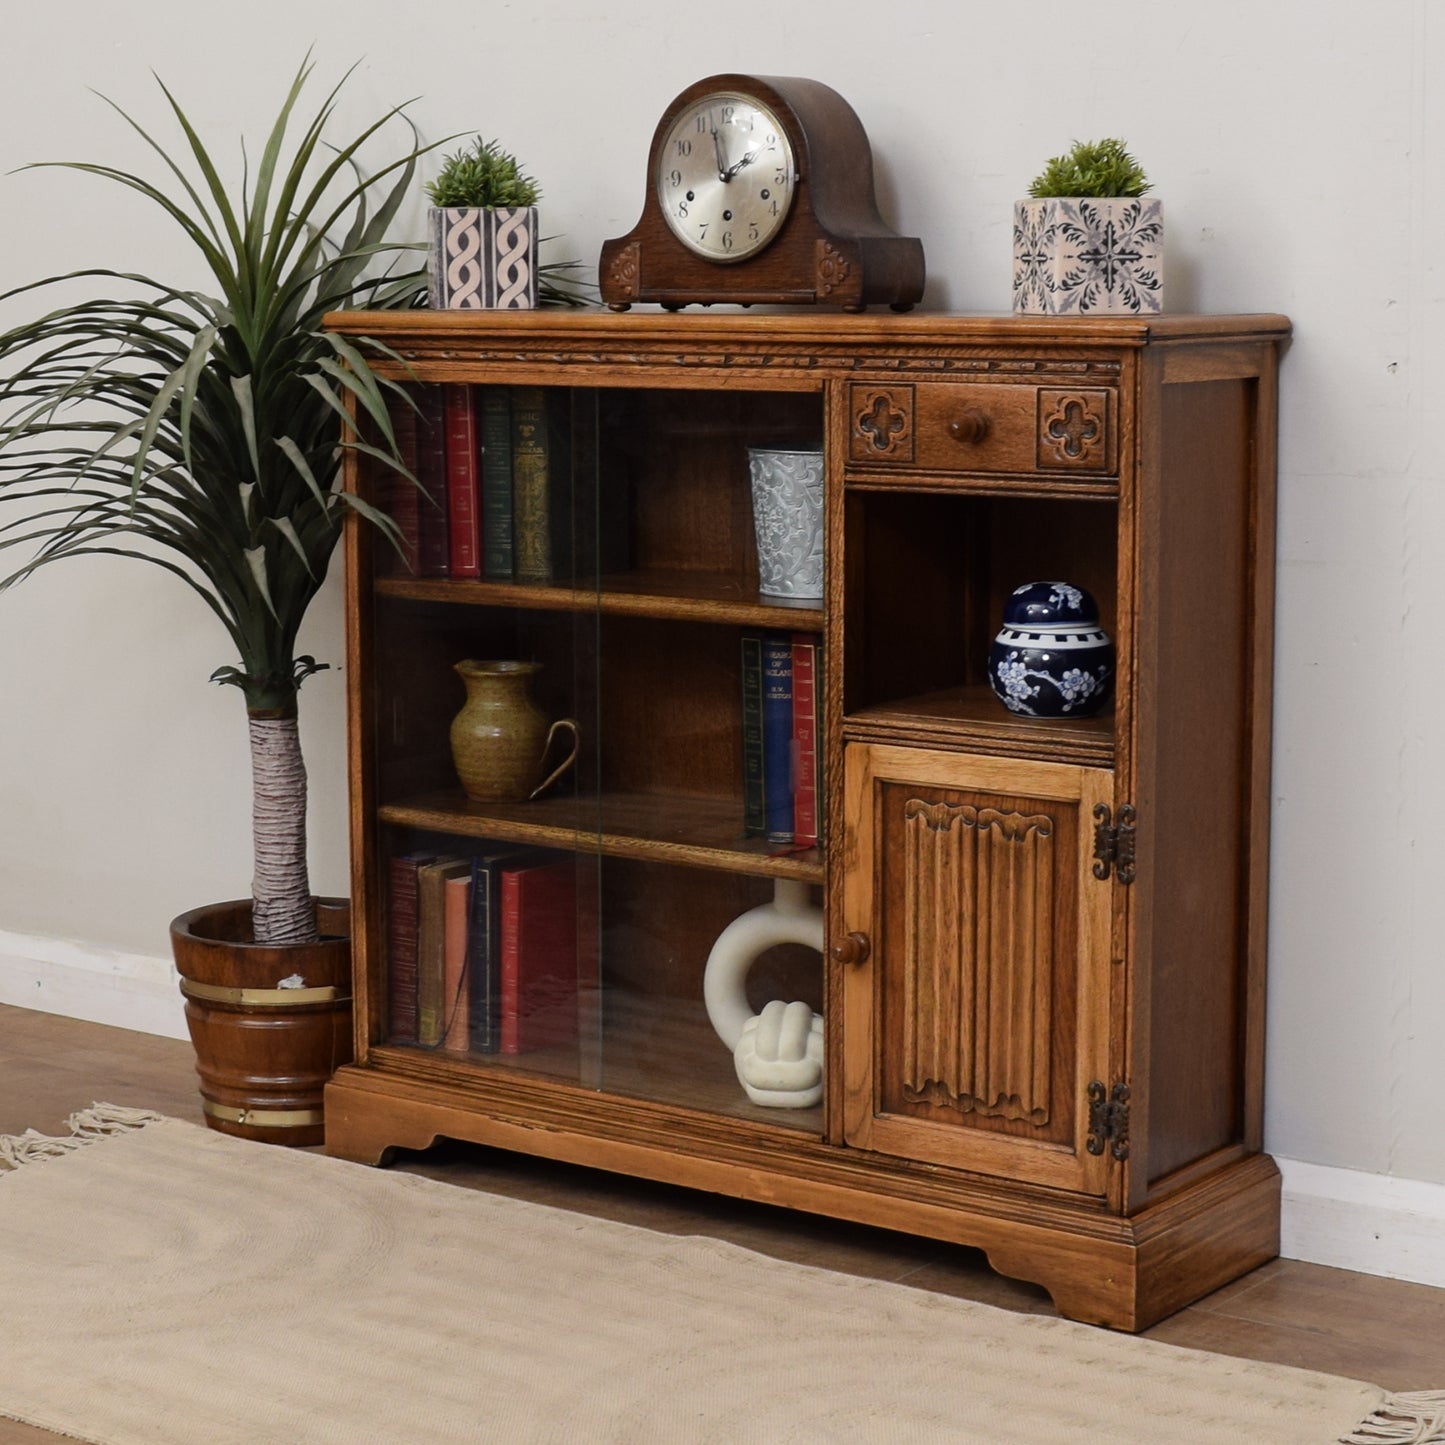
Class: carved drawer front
848,382,1116,477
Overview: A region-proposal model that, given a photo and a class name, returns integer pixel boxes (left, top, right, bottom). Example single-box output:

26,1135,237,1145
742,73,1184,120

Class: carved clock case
322,308,1289,1332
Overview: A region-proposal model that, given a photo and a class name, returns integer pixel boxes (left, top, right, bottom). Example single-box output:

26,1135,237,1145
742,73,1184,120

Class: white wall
1,1,1442,1271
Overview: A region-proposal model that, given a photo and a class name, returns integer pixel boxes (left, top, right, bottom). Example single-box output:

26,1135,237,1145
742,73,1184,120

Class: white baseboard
1277,1156,1445,1288
3,931,1444,1288
0,929,187,1040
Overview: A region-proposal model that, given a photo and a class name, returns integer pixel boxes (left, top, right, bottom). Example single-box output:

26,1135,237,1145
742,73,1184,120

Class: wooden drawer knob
829,931,872,967
947,410,991,445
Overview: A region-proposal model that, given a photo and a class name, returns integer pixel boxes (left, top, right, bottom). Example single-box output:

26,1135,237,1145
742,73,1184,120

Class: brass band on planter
180,979,349,1007
202,1101,325,1129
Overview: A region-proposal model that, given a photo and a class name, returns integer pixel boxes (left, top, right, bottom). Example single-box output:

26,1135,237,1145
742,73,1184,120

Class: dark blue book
760,631,794,844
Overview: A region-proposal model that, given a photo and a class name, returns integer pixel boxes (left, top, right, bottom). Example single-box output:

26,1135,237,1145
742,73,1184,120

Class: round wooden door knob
947,410,991,444
829,931,872,967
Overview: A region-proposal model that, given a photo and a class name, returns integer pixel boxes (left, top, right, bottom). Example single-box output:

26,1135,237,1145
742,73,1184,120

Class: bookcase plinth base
323,1064,1280,1332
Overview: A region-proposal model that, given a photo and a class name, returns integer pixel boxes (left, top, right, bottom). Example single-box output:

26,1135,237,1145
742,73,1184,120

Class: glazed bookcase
323,308,1289,1331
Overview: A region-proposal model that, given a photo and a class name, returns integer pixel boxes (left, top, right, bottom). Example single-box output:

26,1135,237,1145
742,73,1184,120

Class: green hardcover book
740,631,766,838
480,387,515,580
511,386,572,583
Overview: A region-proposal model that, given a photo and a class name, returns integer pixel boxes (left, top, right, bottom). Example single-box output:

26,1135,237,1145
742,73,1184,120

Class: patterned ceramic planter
1012,198,1163,315
988,580,1115,719
427,205,538,309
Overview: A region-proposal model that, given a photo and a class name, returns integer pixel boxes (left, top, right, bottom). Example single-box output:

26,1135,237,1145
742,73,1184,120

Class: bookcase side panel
1131,369,1265,1194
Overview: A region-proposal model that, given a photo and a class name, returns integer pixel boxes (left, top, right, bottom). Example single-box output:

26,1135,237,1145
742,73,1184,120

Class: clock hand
723,147,761,181
711,127,729,181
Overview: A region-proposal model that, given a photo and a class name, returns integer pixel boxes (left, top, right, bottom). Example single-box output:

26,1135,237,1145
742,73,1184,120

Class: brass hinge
1092,803,1137,885
1086,1080,1131,1160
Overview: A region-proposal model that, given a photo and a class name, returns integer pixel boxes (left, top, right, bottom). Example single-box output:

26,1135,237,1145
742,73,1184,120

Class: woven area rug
1,1107,1441,1445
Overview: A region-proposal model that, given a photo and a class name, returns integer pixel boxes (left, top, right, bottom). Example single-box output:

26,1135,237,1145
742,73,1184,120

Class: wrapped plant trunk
249,712,313,945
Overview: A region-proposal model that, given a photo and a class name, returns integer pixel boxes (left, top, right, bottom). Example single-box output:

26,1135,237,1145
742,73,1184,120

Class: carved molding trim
390,346,1124,379
900,798,1056,1126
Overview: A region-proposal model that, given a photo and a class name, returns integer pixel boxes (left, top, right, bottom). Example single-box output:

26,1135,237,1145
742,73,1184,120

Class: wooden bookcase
323,309,1290,1331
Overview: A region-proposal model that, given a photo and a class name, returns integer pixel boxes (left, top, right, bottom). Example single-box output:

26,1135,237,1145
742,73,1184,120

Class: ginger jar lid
1001,580,1098,628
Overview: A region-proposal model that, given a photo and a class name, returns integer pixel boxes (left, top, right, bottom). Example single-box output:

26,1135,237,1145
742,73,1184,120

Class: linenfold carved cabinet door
840,743,1115,1197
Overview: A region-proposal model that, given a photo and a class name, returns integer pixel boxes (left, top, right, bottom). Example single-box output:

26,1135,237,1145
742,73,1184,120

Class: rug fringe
0,1103,167,1172
1341,1391,1445,1443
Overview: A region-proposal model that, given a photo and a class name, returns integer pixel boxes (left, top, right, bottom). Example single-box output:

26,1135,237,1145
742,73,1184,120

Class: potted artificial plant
0,59,437,1144
426,136,543,309
1012,137,1162,315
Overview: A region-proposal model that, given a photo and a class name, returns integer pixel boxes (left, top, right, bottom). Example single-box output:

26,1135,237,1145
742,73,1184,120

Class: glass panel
364,379,825,1135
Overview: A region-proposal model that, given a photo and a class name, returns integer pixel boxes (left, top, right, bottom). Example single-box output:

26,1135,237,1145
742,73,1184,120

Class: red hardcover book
791,633,819,848
386,852,434,1043
415,386,449,577
381,391,421,575
443,383,482,579
442,870,473,1051
499,856,578,1054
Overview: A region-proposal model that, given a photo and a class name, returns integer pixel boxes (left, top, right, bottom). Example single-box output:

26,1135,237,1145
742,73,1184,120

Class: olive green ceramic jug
448,660,578,803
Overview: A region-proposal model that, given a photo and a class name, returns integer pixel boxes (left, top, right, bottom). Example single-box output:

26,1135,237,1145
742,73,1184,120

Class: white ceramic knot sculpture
703,879,825,1108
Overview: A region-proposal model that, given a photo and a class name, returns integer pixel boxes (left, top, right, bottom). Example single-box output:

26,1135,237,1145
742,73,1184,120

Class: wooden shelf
844,685,1115,766
376,568,823,631
378,788,824,882
375,991,822,1135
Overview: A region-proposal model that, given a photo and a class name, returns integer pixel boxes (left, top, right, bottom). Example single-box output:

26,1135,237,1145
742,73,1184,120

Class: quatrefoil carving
851,385,914,462
1037,389,1111,471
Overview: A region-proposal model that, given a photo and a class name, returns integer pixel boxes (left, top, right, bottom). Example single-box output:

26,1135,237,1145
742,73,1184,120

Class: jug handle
530,718,580,800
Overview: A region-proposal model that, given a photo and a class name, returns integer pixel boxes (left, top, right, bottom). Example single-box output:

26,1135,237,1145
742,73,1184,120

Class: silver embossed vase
748,446,824,604
988,581,1115,719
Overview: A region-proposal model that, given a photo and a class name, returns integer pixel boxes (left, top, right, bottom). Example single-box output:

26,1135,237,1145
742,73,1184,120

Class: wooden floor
1,1001,1441,1443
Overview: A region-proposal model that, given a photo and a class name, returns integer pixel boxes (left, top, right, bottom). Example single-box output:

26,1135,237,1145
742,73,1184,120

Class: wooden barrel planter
170,898,352,1147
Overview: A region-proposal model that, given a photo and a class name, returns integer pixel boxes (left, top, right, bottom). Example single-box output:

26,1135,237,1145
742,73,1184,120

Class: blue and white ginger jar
987,581,1114,719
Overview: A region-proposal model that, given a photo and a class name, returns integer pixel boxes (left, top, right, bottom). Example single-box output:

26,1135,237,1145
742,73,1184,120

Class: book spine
416,865,447,1047
467,852,505,1054
442,871,472,1051
386,854,429,1043
382,394,421,576
761,631,795,844
511,386,551,583
443,383,482,579
791,633,819,849
499,867,523,1054
480,388,515,580
740,632,766,838
415,386,450,577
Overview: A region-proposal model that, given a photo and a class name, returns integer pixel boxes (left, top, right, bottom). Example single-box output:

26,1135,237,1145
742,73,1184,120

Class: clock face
654,91,797,262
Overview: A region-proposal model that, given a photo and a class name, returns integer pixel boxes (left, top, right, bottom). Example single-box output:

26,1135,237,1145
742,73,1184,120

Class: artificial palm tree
0,59,435,946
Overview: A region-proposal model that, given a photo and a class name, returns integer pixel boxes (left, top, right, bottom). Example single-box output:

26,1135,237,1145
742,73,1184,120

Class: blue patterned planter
427,206,538,309
1012,198,1163,315
988,581,1115,719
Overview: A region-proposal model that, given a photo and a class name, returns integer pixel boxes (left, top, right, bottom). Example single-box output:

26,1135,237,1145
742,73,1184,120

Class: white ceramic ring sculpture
703,879,825,1108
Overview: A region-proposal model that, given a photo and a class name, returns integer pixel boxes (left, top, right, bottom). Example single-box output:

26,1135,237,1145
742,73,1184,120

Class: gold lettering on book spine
901,799,1055,1125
